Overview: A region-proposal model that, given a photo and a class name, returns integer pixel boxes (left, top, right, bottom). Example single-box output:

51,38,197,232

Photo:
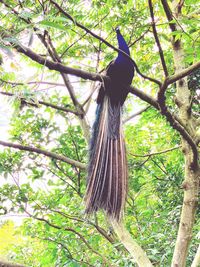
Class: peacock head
115,27,130,59
115,26,120,33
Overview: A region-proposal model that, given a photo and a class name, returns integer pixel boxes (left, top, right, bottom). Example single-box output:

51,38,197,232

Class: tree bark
191,244,200,267
170,1,200,266
0,261,25,267
111,220,153,267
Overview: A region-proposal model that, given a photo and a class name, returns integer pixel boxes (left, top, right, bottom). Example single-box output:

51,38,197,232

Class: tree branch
0,261,25,267
1,33,161,110
157,93,199,168
41,237,95,267
148,0,168,76
0,78,67,87
50,208,116,245
165,61,200,85
161,0,177,32
128,86,159,109
129,27,151,47
0,91,81,116
0,140,86,170
123,106,150,123
24,211,109,265
191,244,200,267
129,145,180,157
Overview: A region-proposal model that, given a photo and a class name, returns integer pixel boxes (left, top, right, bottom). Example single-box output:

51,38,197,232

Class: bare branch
148,0,169,76
0,140,86,170
129,145,181,157
0,91,81,116
0,78,67,87
129,27,151,47
123,106,150,123
166,61,200,85
161,0,177,32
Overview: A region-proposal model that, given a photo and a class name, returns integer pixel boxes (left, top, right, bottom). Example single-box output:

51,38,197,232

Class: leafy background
0,0,199,266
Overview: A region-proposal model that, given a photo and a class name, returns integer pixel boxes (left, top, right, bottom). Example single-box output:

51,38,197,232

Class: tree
0,0,199,266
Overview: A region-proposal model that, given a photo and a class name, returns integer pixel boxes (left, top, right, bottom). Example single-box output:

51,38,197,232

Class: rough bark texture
111,220,153,267
171,1,200,266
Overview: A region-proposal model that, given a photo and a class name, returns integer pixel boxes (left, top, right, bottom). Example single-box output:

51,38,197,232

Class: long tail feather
85,96,128,220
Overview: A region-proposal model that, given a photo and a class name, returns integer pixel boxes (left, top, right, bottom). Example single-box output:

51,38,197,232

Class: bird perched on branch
85,27,135,220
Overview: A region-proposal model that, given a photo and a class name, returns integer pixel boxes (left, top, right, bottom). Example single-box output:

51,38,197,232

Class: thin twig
129,145,181,157
129,27,151,47
123,106,150,123
0,91,81,116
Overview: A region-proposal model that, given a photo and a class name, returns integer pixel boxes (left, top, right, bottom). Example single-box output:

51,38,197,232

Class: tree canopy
0,0,199,266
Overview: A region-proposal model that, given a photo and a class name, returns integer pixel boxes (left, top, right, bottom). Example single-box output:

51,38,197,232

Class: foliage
0,0,199,266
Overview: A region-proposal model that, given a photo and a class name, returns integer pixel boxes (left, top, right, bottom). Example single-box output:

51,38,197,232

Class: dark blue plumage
85,28,134,220
97,28,134,105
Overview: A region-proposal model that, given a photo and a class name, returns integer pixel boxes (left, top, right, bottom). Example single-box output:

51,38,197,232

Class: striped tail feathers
85,96,128,220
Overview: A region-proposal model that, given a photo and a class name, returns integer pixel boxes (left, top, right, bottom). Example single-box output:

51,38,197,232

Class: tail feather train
85,27,134,220
85,96,128,220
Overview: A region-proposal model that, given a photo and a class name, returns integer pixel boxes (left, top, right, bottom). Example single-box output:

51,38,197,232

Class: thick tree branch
14,43,102,81
0,140,86,170
160,2,200,266
165,61,200,85
128,86,159,109
157,1,199,168
0,261,25,267
148,0,168,76
3,34,199,112
1,35,159,110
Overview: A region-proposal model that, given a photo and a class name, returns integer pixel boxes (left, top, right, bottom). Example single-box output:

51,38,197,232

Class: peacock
85,27,135,220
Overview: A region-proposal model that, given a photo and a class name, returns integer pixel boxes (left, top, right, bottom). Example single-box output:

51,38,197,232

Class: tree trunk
171,2,200,266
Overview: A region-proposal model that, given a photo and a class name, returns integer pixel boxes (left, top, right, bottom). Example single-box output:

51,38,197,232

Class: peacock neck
115,30,131,64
